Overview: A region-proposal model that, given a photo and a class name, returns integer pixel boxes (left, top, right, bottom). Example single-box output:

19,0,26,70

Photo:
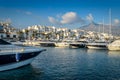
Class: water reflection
108,51,120,57
87,49,120,58
0,65,43,80
87,49,108,54
1,47,120,80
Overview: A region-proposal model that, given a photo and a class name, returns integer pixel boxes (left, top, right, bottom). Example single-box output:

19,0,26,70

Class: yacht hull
69,44,86,48
87,45,107,49
0,49,46,71
55,43,69,47
107,40,120,51
0,57,34,71
87,43,108,49
107,46,120,51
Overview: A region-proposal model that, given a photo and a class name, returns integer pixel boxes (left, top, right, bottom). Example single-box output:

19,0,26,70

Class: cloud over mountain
86,13,94,22
48,12,85,25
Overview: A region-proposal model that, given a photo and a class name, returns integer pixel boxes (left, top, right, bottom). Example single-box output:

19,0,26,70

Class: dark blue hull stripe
69,44,86,48
87,45,107,47
0,50,43,65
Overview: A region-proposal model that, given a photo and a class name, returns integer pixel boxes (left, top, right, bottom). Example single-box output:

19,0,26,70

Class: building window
7,35,10,38
13,35,16,38
1,35,3,38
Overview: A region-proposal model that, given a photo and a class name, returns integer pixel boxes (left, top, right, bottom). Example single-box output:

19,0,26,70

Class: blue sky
0,0,120,29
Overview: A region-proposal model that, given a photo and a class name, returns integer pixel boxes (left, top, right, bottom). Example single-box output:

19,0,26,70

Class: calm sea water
0,47,120,80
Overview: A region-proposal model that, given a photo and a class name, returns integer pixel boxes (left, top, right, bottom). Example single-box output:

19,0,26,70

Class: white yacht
23,40,40,46
86,40,109,49
107,40,120,51
0,39,46,71
55,41,69,47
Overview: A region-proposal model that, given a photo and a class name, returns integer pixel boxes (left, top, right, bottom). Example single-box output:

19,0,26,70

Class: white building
0,23,18,39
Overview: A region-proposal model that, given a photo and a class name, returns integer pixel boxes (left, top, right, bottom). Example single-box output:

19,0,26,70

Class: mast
98,23,101,33
109,8,112,35
102,18,104,33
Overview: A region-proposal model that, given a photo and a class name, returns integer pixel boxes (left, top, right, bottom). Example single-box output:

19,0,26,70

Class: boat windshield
0,39,11,45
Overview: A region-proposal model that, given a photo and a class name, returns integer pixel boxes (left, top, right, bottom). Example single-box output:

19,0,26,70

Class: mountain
79,21,120,36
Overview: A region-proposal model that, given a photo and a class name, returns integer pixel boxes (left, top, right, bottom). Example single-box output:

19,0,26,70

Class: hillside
79,22,120,36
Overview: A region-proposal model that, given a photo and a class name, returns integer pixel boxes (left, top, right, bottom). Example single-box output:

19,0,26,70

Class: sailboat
87,9,113,49
106,9,120,51
87,19,109,49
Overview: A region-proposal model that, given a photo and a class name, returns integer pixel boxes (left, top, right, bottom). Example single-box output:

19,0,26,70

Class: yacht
0,39,46,71
23,40,41,46
107,40,120,51
69,41,87,49
86,40,109,49
55,41,69,47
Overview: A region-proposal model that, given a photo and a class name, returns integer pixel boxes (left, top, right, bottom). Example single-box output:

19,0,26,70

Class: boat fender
21,48,24,52
15,53,20,62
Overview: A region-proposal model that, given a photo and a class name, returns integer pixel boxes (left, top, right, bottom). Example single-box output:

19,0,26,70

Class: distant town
0,21,120,42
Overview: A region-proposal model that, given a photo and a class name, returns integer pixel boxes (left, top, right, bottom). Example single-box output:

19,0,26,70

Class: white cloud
25,11,32,15
114,19,120,25
48,17,61,25
61,12,84,24
86,13,94,22
48,12,85,25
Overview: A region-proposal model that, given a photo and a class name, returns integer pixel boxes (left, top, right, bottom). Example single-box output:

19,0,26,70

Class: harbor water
0,47,120,80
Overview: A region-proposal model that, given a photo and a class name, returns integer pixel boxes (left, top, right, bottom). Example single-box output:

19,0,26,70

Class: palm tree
17,30,24,40
25,29,29,39
32,30,37,39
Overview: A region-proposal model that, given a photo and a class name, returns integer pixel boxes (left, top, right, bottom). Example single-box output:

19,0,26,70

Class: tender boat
0,39,46,71
107,40,120,51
